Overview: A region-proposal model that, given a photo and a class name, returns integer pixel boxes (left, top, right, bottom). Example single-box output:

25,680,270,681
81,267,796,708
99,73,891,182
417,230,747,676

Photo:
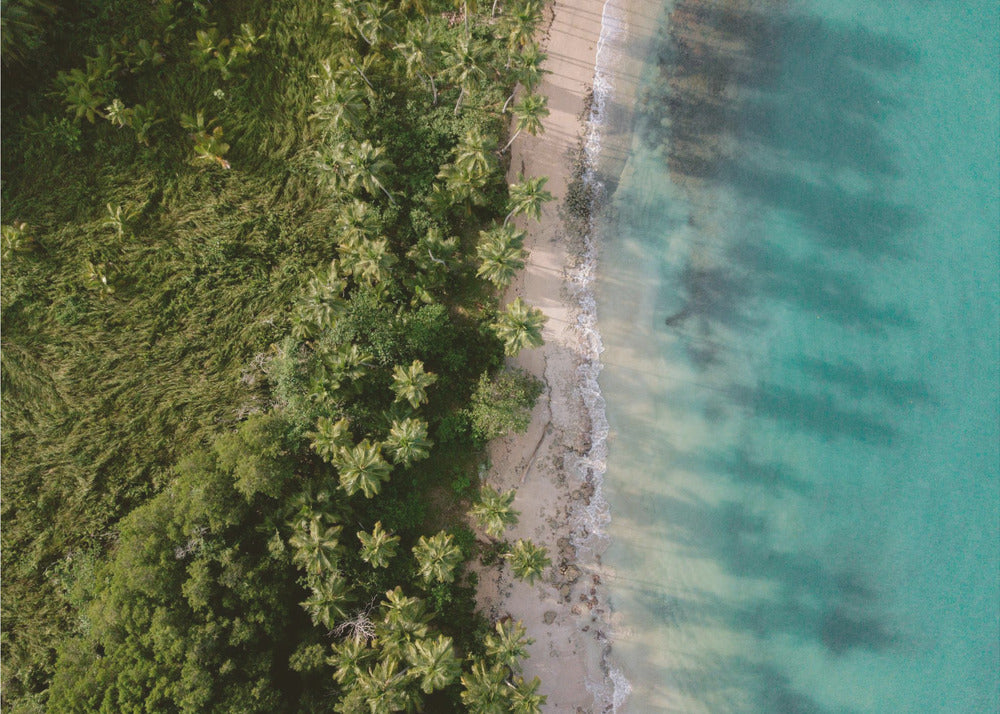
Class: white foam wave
564,0,632,710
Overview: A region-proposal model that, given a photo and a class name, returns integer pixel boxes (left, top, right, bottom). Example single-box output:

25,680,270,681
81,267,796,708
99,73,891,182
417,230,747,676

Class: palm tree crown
476,225,526,290
506,174,553,224
505,538,550,584
493,297,546,356
334,439,393,498
391,360,438,409
289,514,343,577
405,634,461,694
357,521,401,568
383,417,432,466
484,619,533,671
503,93,549,150
413,531,463,583
469,484,520,539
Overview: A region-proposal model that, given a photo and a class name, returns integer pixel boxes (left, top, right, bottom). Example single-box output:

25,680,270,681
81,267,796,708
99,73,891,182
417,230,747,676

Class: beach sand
471,0,619,710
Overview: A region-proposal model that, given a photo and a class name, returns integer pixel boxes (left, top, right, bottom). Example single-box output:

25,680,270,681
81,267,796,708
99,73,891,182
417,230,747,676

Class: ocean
586,0,1000,711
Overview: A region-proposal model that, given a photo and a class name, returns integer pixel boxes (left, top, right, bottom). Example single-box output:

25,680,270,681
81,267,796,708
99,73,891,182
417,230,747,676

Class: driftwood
519,423,551,484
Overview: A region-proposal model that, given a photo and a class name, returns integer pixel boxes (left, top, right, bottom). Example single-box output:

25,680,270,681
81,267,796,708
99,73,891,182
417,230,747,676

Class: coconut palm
310,344,373,403
289,514,343,577
469,485,520,539
442,34,486,113
505,174,552,224
454,128,496,176
407,226,457,275
357,521,401,568
357,657,416,713
505,539,550,584
502,93,548,150
394,22,439,103
460,659,510,714
384,417,432,466
413,531,463,584
493,297,546,356
507,675,547,713
502,43,548,112
343,140,397,203
301,572,352,629
378,587,431,659
335,439,393,498
517,42,547,91
505,0,542,53
484,619,533,671
391,360,438,409
329,637,373,687
356,0,399,47
476,239,525,290
308,416,352,462
310,61,368,135
437,161,489,210
350,237,398,286
405,634,461,694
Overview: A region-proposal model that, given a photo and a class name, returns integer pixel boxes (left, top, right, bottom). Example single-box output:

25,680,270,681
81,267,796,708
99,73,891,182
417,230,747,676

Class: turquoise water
594,0,999,711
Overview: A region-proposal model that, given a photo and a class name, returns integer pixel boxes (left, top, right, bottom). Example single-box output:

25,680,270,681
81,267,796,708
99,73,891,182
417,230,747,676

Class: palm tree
437,161,489,211
502,93,549,150
394,22,439,103
507,675,547,713
329,637,373,687
405,634,461,694
384,417,432,466
476,240,525,290
413,531,463,584
351,237,398,286
454,128,497,176
505,539,550,584
469,485,520,539
301,572,352,629
343,140,397,204
460,659,510,713
307,416,352,462
335,439,393,498
378,587,431,659
310,61,368,136
357,657,416,713
476,223,526,289
484,619,533,671
493,297,546,356
505,0,542,53
502,42,548,112
289,514,343,577
356,0,399,47
406,226,457,276
517,42,547,91
391,360,438,409
505,174,552,224
357,521,401,568
442,34,486,113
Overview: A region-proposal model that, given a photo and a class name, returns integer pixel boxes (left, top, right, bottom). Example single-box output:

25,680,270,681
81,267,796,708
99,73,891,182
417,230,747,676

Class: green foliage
216,412,298,500
467,367,543,441
2,0,548,708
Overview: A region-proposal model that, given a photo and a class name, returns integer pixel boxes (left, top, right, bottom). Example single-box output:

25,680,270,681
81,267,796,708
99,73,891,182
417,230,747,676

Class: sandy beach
472,0,622,710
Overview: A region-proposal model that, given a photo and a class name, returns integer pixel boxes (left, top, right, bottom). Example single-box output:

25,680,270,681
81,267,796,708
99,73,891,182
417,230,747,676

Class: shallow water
593,0,1000,711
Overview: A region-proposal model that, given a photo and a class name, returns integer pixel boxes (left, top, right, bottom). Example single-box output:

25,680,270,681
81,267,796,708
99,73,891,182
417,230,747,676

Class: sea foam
566,0,632,710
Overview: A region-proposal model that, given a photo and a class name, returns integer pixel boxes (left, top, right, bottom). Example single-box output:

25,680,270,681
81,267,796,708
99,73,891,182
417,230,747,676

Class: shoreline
472,0,628,710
